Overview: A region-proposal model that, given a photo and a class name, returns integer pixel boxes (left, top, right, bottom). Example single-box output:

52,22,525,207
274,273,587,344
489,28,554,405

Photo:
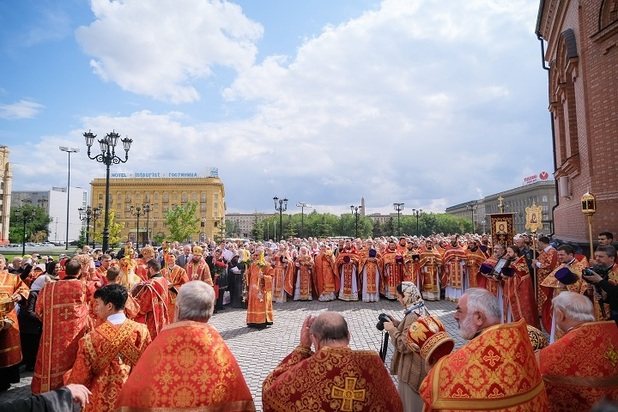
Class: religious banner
525,203,544,233
489,213,515,247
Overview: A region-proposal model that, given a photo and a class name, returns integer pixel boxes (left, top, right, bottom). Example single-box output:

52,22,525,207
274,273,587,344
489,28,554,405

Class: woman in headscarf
383,281,431,412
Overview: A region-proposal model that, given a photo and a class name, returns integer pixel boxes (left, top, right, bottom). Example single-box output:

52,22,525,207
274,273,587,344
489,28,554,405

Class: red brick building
536,0,618,244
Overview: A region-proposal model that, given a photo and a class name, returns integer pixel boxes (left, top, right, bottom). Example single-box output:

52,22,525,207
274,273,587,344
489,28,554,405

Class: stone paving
0,298,461,411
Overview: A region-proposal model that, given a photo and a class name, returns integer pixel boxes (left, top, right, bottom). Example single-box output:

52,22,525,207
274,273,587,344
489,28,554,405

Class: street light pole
273,197,288,242
130,205,144,251
60,146,79,250
142,204,151,247
20,199,32,256
90,207,101,248
467,204,476,234
84,130,133,253
350,205,360,238
78,206,92,246
296,202,309,238
393,202,404,236
412,208,422,236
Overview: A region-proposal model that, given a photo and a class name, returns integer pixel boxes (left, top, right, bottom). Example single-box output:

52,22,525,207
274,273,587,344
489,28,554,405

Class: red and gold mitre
406,316,454,364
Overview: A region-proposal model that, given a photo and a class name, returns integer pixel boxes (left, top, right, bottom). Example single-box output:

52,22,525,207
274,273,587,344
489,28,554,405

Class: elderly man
262,311,403,412
537,292,618,411
116,281,255,411
420,288,548,411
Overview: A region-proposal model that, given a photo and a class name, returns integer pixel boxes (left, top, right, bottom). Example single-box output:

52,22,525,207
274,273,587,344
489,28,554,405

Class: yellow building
90,174,225,245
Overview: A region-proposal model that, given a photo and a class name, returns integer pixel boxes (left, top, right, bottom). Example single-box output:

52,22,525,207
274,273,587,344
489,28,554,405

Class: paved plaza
0,298,461,411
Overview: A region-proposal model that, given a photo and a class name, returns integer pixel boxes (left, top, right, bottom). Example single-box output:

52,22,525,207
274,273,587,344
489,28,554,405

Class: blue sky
0,0,552,215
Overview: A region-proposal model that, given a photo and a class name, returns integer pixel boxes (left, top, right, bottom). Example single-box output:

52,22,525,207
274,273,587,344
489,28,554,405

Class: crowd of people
0,229,616,411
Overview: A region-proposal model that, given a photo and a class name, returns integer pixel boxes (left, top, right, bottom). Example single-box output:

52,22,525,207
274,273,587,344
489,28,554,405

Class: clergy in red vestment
262,312,403,412
161,253,189,323
359,248,380,302
532,236,559,315
537,292,618,411
134,246,156,281
32,259,94,394
442,237,467,302
64,284,151,412
185,245,213,285
540,244,587,339
285,246,314,301
502,245,540,328
417,239,442,301
381,240,404,300
0,254,29,392
420,288,548,411
313,244,338,302
116,281,255,411
132,259,170,340
335,242,360,301
465,239,486,288
245,249,274,328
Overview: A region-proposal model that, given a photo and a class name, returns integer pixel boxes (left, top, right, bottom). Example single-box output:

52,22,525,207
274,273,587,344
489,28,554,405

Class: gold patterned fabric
0,270,29,369
538,321,618,411
262,346,403,412
420,319,549,411
116,320,255,411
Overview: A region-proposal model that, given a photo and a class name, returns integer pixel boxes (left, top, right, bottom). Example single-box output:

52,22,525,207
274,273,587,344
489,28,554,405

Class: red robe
64,318,151,412
381,250,404,299
420,319,548,411
0,270,29,369
503,255,540,328
263,346,403,412
161,265,189,322
465,248,486,288
245,263,274,326
116,320,255,411
132,275,170,340
537,321,618,411
314,251,339,300
32,279,93,394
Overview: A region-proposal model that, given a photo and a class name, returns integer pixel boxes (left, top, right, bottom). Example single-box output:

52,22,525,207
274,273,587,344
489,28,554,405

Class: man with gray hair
262,311,403,411
116,281,255,411
537,291,618,411
420,288,548,410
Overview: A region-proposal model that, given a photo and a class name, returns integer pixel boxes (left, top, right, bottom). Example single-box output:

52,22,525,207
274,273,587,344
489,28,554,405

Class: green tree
92,209,124,247
9,204,51,243
164,202,200,242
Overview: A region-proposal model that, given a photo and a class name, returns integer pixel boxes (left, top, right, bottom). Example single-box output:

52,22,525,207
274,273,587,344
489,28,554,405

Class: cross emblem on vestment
59,307,72,320
331,377,366,412
483,350,501,367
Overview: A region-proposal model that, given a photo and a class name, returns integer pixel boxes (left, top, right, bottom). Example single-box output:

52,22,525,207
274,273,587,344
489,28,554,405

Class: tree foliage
9,204,51,243
164,202,200,242
91,209,124,247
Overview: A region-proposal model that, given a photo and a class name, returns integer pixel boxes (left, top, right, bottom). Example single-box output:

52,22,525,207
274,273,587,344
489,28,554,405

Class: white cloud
0,100,44,119
76,0,263,103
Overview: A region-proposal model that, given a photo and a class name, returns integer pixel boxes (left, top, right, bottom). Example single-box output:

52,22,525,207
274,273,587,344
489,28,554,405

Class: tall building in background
536,0,618,243
0,146,12,245
90,175,225,244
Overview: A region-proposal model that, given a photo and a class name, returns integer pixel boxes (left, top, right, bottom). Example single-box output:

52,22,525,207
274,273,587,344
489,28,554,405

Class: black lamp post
19,199,33,256
296,202,309,238
393,202,404,236
273,197,288,242
90,207,101,248
350,205,360,238
130,205,145,250
78,206,93,246
412,208,422,236
84,130,132,253
142,204,151,247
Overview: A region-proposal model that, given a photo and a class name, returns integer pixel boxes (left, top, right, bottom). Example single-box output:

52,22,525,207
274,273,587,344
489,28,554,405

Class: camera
376,313,390,331
582,266,610,283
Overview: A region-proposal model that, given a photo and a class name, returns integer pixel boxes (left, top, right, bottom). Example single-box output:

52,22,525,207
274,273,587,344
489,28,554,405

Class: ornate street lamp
350,205,360,238
18,199,33,256
412,208,423,236
84,130,132,252
467,204,477,234
78,206,93,246
273,197,288,242
90,207,101,248
581,191,597,258
393,202,404,236
130,205,145,250
60,146,79,250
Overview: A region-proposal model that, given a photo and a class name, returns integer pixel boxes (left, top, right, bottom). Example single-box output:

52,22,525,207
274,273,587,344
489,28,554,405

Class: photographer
382,281,430,411
581,245,618,323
